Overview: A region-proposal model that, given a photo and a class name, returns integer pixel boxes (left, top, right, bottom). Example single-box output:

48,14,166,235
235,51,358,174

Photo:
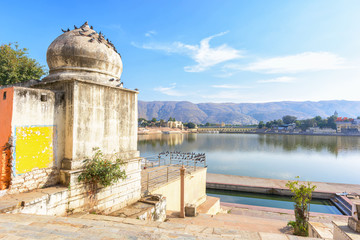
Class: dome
43,22,123,87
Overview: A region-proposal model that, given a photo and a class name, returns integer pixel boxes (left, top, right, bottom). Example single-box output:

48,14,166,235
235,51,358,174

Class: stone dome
43,22,123,87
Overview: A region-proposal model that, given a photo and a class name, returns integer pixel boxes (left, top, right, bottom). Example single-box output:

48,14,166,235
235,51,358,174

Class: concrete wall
7,87,65,193
60,157,141,214
2,80,142,214
0,87,14,190
73,81,138,161
35,80,139,170
152,168,207,211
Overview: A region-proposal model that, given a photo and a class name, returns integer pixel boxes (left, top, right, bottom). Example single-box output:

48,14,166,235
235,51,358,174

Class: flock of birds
61,21,126,87
61,21,121,57
158,151,206,163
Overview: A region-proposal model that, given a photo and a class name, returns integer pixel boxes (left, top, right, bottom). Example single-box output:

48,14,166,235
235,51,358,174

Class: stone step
197,196,221,215
309,222,334,240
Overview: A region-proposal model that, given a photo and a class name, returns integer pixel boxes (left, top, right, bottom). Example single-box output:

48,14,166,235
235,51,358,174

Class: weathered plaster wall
152,168,207,211
73,81,139,161
0,87,14,190
8,87,65,193
35,80,139,169
34,80,142,213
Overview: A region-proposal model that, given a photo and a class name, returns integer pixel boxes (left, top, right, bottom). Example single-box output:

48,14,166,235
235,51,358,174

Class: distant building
336,118,360,133
167,120,184,129
307,127,336,134
273,123,296,130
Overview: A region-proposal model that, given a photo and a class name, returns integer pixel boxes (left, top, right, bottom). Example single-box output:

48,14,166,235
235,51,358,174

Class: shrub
78,148,127,188
286,177,316,236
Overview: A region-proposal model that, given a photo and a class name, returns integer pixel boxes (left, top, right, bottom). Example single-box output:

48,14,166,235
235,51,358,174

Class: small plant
78,148,127,210
286,176,316,236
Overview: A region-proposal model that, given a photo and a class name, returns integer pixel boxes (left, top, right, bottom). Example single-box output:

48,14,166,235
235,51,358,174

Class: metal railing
142,151,206,169
141,151,206,192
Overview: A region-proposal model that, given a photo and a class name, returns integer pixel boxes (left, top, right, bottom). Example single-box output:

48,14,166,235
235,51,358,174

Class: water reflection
139,133,360,154
138,133,360,184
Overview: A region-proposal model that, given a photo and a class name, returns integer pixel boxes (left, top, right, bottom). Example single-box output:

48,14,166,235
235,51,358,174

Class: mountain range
138,100,360,125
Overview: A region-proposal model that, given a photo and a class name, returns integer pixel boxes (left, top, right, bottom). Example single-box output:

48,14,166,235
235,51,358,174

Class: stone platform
207,173,360,195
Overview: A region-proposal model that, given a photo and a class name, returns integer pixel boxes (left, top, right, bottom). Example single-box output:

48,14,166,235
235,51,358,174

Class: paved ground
0,213,321,239
207,173,360,194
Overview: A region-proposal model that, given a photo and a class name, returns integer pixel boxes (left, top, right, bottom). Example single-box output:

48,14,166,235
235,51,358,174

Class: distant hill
138,100,360,124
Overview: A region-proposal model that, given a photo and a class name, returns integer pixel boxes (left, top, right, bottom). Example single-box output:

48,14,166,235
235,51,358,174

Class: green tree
187,122,196,129
0,43,46,85
327,115,337,129
286,177,316,236
282,115,297,124
168,117,176,122
258,121,265,129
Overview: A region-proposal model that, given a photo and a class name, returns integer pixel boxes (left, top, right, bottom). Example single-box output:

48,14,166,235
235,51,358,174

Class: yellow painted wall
15,126,55,175
152,168,207,211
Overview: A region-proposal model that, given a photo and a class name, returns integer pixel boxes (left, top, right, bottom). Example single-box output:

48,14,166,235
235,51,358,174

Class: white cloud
226,52,347,74
211,84,252,89
257,76,295,83
154,83,183,96
145,30,157,37
134,31,243,72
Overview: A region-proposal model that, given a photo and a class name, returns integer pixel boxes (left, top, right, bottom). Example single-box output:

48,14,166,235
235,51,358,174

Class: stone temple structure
0,22,141,214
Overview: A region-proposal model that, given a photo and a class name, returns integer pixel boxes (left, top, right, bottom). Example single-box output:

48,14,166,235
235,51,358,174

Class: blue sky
1,0,360,103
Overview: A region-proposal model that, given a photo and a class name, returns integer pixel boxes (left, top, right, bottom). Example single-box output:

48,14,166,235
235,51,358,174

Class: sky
1,0,360,103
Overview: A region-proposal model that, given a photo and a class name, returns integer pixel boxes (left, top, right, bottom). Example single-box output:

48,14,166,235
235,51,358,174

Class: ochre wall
0,87,14,190
35,80,139,170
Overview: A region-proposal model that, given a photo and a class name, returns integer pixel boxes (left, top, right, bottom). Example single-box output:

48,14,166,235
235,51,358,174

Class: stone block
185,204,197,217
11,177,25,185
348,217,360,233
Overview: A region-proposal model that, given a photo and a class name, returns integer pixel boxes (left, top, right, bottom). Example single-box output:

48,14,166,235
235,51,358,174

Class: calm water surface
138,133,360,184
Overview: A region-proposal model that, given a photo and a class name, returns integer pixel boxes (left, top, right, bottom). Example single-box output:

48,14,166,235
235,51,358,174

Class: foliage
168,117,176,122
184,122,196,129
258,121,265,129
282,115,297,124
0,43,47,85
78,148,127,188
263,114,338,130
286,177,316,236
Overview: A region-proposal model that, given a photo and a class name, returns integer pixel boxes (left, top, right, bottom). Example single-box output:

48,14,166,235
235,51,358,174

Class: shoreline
138,127,360,137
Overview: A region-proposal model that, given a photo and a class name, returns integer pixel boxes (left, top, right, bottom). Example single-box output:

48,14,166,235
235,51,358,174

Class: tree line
258,115,338,131
138,117,196,129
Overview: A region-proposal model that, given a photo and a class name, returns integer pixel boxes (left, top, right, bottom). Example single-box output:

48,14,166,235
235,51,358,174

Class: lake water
138,133,360,184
